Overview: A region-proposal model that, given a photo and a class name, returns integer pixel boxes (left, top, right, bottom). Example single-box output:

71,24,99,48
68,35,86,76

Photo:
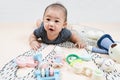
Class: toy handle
66,54,80,64
92,47,108,54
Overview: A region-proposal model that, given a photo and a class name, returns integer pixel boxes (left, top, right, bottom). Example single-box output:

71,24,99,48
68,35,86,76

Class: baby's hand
30,40,41,51
75,42,86,49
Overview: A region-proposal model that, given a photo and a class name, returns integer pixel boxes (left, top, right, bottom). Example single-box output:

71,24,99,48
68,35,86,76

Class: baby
29,3,85,50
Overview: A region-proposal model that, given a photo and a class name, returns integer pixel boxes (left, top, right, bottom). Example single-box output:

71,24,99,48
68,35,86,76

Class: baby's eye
46,18,50,21
55,20,59,23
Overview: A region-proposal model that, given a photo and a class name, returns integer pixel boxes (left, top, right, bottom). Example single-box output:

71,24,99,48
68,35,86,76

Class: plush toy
85,29,104,40
95,57,115,72
86,34,120,63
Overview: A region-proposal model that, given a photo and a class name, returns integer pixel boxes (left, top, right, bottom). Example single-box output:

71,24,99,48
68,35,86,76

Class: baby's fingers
75,43,81,48
75,43,86,49
32,43,41,51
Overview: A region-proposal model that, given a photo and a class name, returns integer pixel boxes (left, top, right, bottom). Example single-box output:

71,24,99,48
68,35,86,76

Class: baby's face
43,8,67,36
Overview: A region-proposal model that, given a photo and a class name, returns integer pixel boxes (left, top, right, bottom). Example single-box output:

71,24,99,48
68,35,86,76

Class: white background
0,0,120,23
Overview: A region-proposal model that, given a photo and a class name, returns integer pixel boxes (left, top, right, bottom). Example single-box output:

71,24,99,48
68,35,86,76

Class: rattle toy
15,55,39,77
15,56,38,68
66,54,93,77
66,54,105,80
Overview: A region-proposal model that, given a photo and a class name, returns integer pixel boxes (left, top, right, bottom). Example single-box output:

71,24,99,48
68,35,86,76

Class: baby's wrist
29,40,37,45
75,41,81,44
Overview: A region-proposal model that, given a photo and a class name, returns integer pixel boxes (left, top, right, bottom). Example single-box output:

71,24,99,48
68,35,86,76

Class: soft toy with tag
95,57,115,72
86,34,120,63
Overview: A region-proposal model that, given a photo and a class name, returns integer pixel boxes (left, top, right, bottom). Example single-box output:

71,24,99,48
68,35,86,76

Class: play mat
0,25,120,80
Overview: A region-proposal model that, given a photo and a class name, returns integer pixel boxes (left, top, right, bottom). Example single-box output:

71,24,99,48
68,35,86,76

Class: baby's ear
63,22,67,28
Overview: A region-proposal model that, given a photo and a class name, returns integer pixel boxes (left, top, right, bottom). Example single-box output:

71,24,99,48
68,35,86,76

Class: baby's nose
49,21,54,27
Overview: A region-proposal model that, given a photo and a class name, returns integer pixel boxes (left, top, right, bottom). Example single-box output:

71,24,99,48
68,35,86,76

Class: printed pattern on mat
91,53,120,80
0,41,120,80
0,44,47,80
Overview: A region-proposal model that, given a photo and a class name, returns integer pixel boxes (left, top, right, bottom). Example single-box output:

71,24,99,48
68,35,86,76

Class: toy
92,69,105,80
86,34,120,63
85,29,104,40
95,57,115,72
34,50,64,68
34,53,61,80
52,54,64,68
66,54,93,77
15,55,39,77
15,51,43,68
66,54,105,80
35,68,60,80
66,53,91,63
34,53,42,63
15,56,38,68
52,46,65,68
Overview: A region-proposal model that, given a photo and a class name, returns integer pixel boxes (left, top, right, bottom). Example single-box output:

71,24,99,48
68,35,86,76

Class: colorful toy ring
66,54,81,64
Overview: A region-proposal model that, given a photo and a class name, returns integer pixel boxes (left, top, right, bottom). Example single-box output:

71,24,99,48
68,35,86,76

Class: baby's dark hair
44,3,67,21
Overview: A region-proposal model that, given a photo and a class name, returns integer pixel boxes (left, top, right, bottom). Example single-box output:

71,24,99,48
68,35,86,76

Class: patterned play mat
0,42,120,80
0,25,120,80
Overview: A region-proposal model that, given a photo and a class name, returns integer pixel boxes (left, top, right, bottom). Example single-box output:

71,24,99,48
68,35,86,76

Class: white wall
0,0,120,24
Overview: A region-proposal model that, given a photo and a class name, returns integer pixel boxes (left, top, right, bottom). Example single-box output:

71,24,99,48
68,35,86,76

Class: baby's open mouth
49,28,54,31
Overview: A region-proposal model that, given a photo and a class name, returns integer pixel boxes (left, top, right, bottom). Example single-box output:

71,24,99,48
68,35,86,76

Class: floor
0,23,35,69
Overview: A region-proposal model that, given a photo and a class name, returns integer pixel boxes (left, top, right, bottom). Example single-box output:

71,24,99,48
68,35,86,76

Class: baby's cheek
44,25,48,31
57,27,63,32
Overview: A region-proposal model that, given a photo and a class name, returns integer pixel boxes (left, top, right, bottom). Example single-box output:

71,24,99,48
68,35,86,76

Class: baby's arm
70,31,86,48
29,19,42,50
29,33,41,51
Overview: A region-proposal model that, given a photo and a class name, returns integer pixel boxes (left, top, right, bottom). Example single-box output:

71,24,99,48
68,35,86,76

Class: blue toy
34,53,42,63
79,54,92,61
35,69,60,80
91,34,115,54
34,53,61,80
86,34,120,63
86,34,115,54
